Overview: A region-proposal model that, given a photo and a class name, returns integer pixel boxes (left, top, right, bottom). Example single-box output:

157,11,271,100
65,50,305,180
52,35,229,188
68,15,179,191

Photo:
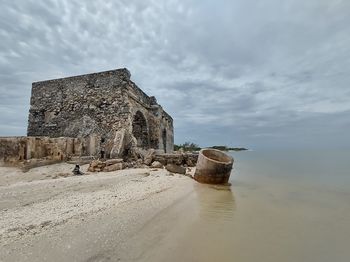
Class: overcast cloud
0,0,349,149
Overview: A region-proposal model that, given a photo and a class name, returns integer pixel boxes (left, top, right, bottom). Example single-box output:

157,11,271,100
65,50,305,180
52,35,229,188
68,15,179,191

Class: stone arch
162,129,167,153
132,111,149,148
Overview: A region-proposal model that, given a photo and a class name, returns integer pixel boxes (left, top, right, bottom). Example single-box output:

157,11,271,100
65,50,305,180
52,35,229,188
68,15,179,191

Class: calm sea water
140,150,350,262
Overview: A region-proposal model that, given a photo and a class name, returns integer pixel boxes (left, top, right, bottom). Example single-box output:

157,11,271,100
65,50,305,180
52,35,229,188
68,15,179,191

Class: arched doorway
162,129,167,153
132,111,149,148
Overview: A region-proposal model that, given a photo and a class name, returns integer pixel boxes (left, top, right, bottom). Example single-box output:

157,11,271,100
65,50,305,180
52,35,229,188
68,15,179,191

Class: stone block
143,149,156,165
104,163,123,172
165,164,186,175
105,158,123,166
151,161,163,168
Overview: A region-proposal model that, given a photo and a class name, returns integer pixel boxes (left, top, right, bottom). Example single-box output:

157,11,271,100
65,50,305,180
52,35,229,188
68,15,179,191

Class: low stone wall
0,136,90,167
153,153,198,167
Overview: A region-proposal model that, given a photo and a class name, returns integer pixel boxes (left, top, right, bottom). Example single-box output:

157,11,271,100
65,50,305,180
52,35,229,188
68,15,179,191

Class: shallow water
139,150,350,262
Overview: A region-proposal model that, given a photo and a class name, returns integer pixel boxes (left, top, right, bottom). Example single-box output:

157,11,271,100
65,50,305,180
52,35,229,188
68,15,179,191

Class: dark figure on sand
72,164,84,175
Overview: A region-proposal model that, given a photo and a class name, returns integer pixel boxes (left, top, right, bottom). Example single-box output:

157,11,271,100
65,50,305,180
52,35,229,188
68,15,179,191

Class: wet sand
1,150,350,262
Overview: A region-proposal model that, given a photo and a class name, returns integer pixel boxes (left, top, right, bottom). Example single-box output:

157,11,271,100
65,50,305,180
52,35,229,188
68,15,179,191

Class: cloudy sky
0,0,349,149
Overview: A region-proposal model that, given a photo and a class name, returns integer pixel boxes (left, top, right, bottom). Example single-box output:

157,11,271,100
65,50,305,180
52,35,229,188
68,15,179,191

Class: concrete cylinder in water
194,149,234,184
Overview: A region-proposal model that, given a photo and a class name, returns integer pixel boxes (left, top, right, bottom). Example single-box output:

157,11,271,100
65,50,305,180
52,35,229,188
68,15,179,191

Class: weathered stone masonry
0,68,174,165
0,136,86,166
27,68,174,158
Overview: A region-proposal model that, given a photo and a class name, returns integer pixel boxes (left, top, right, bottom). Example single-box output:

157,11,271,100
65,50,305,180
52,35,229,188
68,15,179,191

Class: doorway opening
132,111,149,148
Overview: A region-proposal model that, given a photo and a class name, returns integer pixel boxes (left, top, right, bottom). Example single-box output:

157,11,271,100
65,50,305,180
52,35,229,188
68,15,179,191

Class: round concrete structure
194,149,234,184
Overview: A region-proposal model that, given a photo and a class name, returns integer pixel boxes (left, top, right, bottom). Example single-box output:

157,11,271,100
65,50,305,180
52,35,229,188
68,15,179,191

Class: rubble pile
85,148,198,176
153,153,198,167
87,158,125,172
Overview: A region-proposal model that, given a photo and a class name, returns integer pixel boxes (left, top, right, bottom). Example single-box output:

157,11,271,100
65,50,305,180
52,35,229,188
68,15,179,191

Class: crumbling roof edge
32,68,131,85
162,110,173,122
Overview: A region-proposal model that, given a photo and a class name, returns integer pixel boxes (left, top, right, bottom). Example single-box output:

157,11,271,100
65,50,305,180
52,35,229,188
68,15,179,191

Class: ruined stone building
0,68,174,165
28,68,174,156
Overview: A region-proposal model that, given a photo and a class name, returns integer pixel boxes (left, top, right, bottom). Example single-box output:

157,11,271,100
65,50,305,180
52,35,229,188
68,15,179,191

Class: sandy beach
0,163,195,261
1,151,350,262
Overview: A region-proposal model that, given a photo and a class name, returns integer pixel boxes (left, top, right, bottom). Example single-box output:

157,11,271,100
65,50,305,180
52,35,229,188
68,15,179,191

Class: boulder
105,158,123,166
88,159,125,172
143,149,155,165
165,164,186,175
90,160,100,168
134,159,145,168
153,155,167,165
151,161,163,168
88,160,104,172
104,163,123,172
97,163,106,169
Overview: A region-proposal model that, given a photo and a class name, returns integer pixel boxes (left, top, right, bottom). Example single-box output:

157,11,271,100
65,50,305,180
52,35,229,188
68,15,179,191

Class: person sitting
72,164,84,175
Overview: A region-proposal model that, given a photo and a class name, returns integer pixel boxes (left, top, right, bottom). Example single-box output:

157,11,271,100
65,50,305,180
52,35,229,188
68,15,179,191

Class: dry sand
0,163,195,261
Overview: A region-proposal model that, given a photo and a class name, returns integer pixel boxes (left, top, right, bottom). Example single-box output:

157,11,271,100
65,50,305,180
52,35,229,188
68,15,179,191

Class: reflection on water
194,183,235,223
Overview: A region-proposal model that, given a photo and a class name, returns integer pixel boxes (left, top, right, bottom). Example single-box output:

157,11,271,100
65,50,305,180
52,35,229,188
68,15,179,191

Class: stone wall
28,69,131,140
0,136,90,166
